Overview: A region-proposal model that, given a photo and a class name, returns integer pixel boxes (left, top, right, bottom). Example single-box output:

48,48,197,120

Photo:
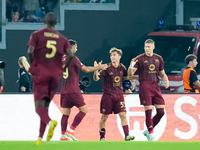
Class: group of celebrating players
26,12,169,145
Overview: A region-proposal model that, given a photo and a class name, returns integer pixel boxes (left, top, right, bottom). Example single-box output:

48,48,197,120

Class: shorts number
63,67,69,79
120,102,125,108
46,40,57,58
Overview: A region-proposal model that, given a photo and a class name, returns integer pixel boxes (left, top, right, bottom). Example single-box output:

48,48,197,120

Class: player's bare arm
63,48,74,71
81,62,107,73
28,46,35,64
93,61,100,81
125,75,139,80
160,70,169,88
194,80,200,87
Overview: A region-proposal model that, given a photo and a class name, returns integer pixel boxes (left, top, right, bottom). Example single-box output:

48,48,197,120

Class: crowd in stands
6,0,59,22
65,0,115,3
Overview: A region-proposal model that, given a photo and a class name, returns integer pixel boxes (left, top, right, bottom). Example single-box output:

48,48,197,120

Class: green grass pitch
0,141,200,150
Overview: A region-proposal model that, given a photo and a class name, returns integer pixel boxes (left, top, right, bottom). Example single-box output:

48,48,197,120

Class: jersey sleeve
190,70,198,83
159,56,164,71
99,70,106,78
74,57,84,69
122,65,127,77
28,32,37,47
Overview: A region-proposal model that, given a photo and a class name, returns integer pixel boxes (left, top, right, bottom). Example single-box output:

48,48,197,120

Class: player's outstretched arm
125,75,139,80
160,70,169,88
27,46,35,64
81,61,107,73
63,48,74,71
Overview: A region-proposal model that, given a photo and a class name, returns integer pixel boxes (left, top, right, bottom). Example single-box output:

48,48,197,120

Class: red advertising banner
53,94,200,141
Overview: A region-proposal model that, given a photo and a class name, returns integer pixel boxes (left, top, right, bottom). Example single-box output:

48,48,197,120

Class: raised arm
128,59,138,77
93,61,101,81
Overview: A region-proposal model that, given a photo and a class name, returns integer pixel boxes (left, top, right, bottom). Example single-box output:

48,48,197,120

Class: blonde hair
109,47,123,56
145,39,155,45
18,56,30,73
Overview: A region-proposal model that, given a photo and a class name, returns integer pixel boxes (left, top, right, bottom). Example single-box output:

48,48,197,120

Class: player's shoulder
153,53,163,59
120,63,127,70
107,63,112,68
135,53,146,59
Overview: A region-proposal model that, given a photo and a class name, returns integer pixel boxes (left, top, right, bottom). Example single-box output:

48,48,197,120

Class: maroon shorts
139,81,165,106
60,93,85,108
100,94,126,115
33,75,60,101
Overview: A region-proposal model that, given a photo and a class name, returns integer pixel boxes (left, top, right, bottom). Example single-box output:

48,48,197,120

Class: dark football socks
39,120,47,138
152,108,165,127
100,128,106,139
122,125,129,136
61,114,69,134
36,106,51,124
71,111,86,130
145,109,154,133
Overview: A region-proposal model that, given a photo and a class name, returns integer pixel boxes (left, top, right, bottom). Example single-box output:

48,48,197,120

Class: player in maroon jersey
128,39,169,141
60,39,107,141
93,47,136,141
27,12,74,145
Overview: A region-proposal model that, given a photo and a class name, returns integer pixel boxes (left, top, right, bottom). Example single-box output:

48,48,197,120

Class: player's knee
119,114,127,121
157,108,165,118
101,115,108,122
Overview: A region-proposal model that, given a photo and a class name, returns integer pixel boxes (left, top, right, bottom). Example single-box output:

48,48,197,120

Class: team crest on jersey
149,64,155,71
114,76,120,82
155,59,159,63
144,60,148,63
109,72,113,75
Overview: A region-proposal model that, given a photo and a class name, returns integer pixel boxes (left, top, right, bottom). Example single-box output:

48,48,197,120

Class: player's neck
112,62,119,68
146,53,153,57
45,24,55,30
187,64,194,69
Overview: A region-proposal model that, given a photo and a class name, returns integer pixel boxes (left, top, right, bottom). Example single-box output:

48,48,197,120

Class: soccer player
27,12,74,145
183,54,200,93
93,47,136,141
128,39,169,141
60,39,107,141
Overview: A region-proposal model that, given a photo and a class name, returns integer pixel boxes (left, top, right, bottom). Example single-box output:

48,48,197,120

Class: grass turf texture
0,141,200,150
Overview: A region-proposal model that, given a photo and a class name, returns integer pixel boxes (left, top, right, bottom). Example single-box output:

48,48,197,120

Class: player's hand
164,80,169,89
129,58,138,68
130,58,138,66
100,64,107,70
21,86,26,92
94,61,98,67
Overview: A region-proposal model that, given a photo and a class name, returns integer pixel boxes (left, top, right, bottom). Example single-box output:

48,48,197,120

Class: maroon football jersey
134,53,164,82
60,55,84,94
28,28,71,77
99,63,127,98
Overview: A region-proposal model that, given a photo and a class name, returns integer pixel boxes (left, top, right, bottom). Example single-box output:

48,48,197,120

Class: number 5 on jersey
46,40,57,58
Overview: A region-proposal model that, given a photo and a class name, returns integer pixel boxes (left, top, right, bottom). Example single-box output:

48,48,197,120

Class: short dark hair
44,12,57,27
185,54,197,64
68,39,77,46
